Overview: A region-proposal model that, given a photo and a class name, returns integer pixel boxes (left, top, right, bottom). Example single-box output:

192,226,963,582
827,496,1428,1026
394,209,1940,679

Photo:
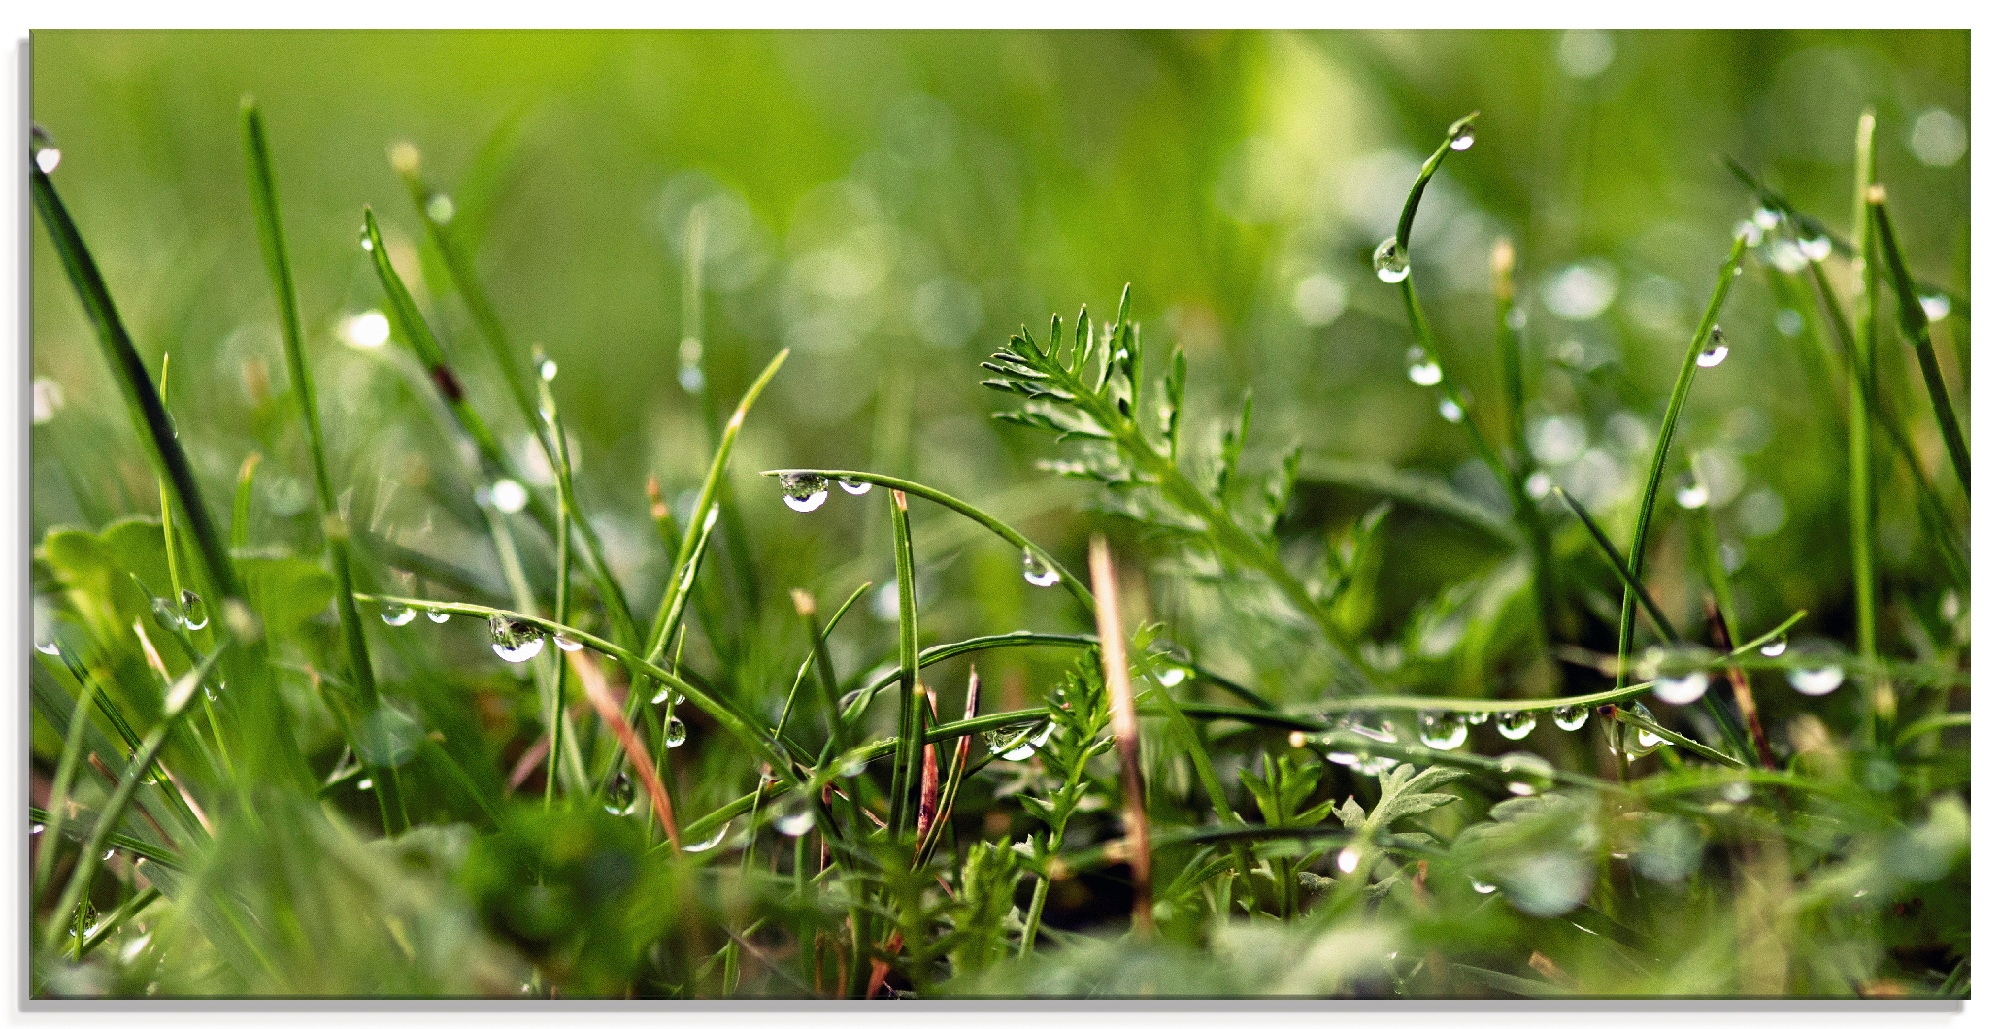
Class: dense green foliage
30,30,1967,998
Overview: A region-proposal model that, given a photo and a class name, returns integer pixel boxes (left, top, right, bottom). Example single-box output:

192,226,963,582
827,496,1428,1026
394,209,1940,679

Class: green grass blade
1614,233,1750,689
34,660,104,897
1868,191,1969,493
1848,111,1883,742
1551,486,1676,642
760,468,1094,609
1294,456,1519,547
244,100,406,832
887,490,923,839
644,348,790,662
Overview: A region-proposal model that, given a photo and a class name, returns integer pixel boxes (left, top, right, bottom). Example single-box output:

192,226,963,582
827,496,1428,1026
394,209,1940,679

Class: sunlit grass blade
1868,189,1969,494
230,451,260,550
1614,232,1749,689
244,100,406,832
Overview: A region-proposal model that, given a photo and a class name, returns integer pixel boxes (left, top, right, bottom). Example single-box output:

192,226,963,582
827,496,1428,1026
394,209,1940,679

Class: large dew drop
179,589,210,631
381,603,417,627
779,473,829,513
1696,328,1729,368
1448,124,1476,151
1675,481,1710,510
1022,550,1060,587
1418,712,1468,750
1788,666,1845,696
35,147,62,174
684,821,731,852
488,615,547,663
1373,238,1411,283
1920,294,1952,323
664,716,688,748
1496,710,1537,740
1552,705,1589,731
1653,671,1709,706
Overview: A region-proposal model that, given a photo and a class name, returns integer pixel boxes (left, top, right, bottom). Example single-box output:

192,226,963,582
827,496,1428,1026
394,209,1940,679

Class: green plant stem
1615,234,1749,690
887,491,923,840
1848,112,1882,746
1868,194,1969,494
244,102,406,832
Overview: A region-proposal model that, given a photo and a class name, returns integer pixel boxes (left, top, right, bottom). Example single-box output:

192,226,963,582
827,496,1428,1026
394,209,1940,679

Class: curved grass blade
1551,486,1676,642
887,491,923,839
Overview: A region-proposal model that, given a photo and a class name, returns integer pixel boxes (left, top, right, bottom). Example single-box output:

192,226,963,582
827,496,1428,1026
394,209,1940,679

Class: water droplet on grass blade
1373,238,1410,283
778,472,829,513
1675,481,1709,510
1155,665,1187,687
1337,846,1361,874
1022,550,1059,587
664,717,688,748
427,610,451,624
1920,294,1952,322
167,591,205,632
359,226,374,251
538,357,557,381
1553,705,1589,731
1496,711,1537,740
380,603,416,627
35,147,61,174
553,634,583,652
151,597,184,630
1654,671,1709,705
1406,349,1443,386
1448,124,1476,151
1438,397,1464,423
489,478,528,514
685,821,731,852
1758,635,1787,658
1696,328,1729,368
488,615,547,663
425,193,455,224
774,797,815,837
1788,666,1845,696
357,778,374,791
838,478,873,495
341,310,391,349
1471,879,1497,894
36,640,60,656
1418,712,1467,750
1752,207,1781,231
1797,236,1833,262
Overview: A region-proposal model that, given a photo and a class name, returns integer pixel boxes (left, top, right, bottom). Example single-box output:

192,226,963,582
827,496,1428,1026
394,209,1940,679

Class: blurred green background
31,29,1969,706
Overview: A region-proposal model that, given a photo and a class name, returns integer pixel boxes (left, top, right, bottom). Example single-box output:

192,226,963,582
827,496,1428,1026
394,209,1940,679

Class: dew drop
341,310,391,349
774,803,815,838
664,716,688,748
1438,397,1465,423
427,610,451,624
1675,481,1710,510
1798,236,1833,262
1022,550,1060,587
1653,671,1709,706
1752,207,1781,231
1406,347,1443,386
538,357,558,382
552,634,583,653
1418,711,1468,750
1499,753,1552,795
425,193,456,225
1471,878,1497,894
488,615,547,663
1628,703,1665,749
838,478,873,495
685,820,731,852
359,226,375,252
1696,328,1729,368
1373,238,1411,283
172,589,209,631
778,473,829,513
1758,635,1787,658
1495,710,1537,740
1787,666,1845,697
380,603,417,627
1720,780,1753,804
35,640,60,656
1353,755,1400,777
1155,665,1188,688
1448,124,1476,151
1920,294,1952,323
1324,749,1359,767
357,778,374,791
1337,846,1361,874
490,478,529,514
1552,705,1589,731
1465,711,1490,726
35,147,62,174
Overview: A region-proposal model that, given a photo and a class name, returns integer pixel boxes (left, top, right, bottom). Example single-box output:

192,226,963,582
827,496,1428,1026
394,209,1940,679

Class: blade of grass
1868,188,1969,493
75,887,162,959
760,469,1093,609
1848,112,1883,745
887,491,923,839
244,101,407,832
1551,486,1676,643
570,649,679,851
1294,456,1519,546
643,348,790,662
1614,232,1750,692
230,451,261,550
34,658,104,898
1492,237,1562,654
